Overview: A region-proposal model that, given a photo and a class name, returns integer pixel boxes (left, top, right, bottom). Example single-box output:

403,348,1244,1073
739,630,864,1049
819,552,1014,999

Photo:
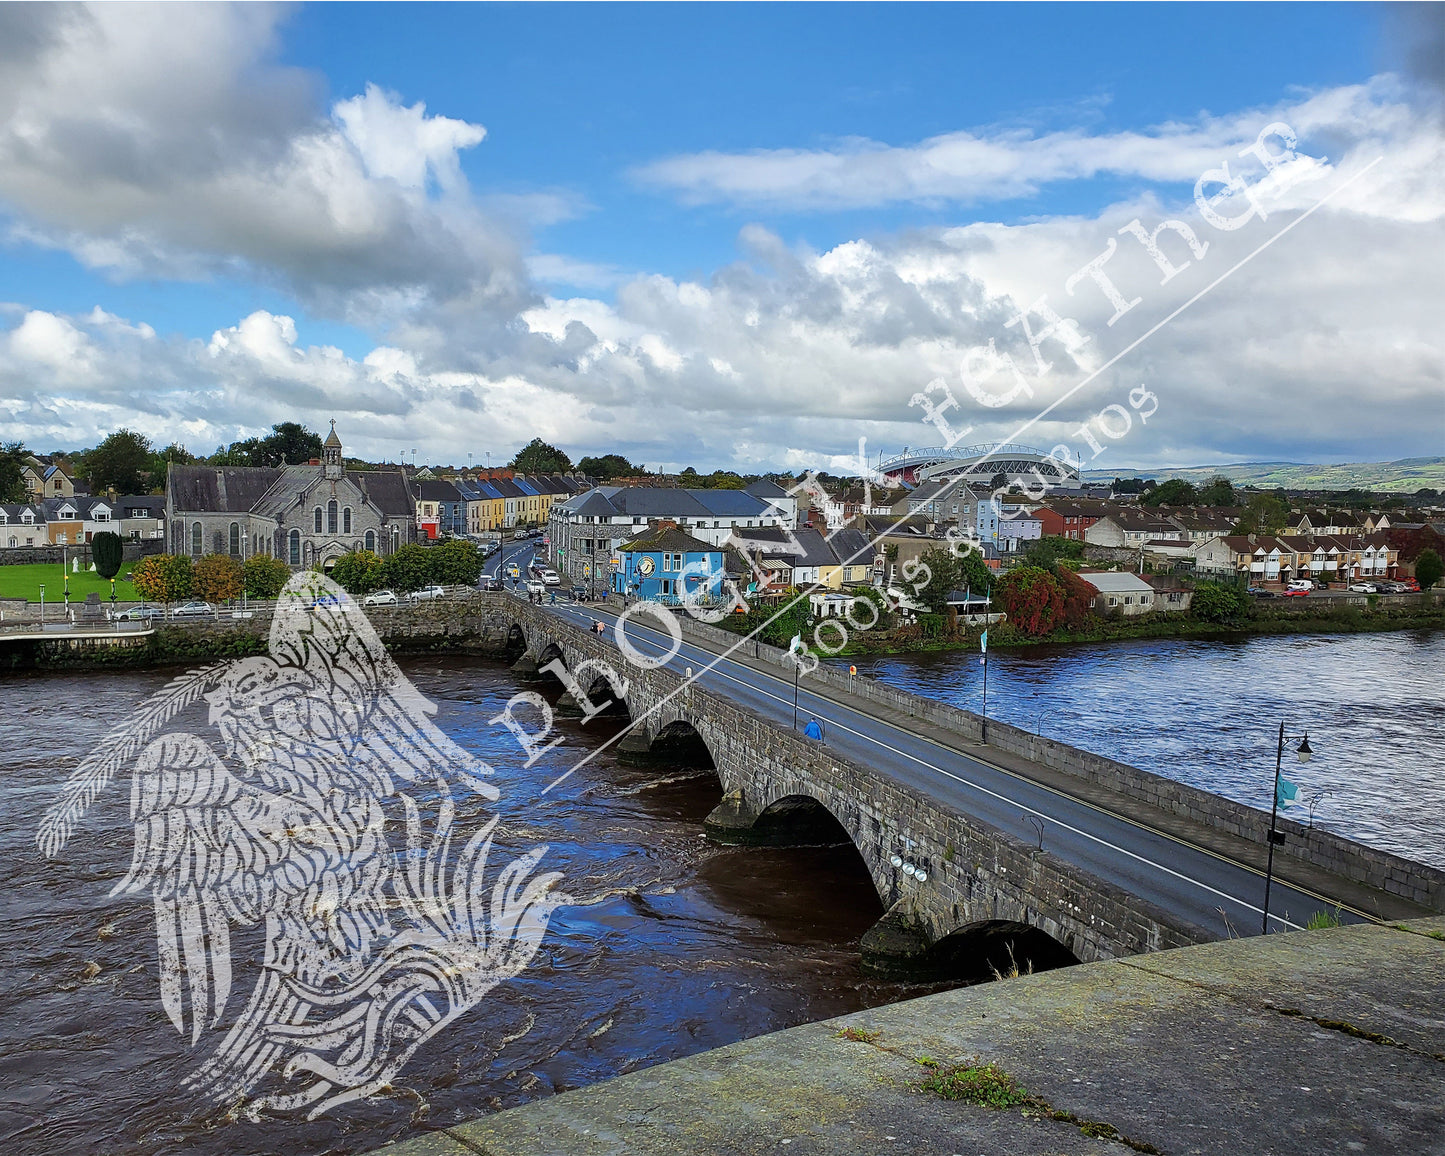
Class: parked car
1282,587,1310,597
362,589,399,606
1378,581,1408,594
1401,578,1421,592
1347,582,1377,593
113,604,162,622
1250,588,1279,598
171,601,216,618
411,584,447,601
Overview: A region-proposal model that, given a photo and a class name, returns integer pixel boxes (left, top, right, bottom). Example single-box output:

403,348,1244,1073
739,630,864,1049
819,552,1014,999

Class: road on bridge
536,598,1395,943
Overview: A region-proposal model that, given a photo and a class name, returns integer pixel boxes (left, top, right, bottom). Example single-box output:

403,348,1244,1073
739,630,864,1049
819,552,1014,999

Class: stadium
877,443,1083,489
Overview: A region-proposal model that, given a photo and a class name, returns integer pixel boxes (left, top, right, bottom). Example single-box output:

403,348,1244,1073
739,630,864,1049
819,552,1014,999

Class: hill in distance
1084,456,1445,493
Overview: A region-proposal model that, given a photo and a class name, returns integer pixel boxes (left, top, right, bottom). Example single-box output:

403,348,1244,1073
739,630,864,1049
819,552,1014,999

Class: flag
789,634,803,654
980,629,988,654
1277,775,1301,809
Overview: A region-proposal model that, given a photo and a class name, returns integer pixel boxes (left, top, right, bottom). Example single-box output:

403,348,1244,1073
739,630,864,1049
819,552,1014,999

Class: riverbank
831,593,1445,655
374,916,1445,1156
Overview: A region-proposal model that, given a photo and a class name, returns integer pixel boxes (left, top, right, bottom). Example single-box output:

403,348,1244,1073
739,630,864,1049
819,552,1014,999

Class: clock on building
637,556,655,576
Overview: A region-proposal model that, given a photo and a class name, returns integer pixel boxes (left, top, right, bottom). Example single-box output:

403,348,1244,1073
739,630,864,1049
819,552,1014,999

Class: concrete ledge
375,918,1445,1156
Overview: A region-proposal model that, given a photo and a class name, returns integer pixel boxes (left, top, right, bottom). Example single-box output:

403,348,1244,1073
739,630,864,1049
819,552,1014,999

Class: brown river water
0,657,939,1156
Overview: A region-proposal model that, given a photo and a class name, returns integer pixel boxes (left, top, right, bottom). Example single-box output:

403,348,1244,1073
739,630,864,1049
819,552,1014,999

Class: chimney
309,458,321,466
1247,533,1257,545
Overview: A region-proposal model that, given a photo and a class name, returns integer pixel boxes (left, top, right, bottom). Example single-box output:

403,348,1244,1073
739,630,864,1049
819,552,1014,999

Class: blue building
613,524,725,604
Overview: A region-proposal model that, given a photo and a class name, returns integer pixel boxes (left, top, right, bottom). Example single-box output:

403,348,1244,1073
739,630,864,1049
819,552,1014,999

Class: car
1251,588,1279,598
526,579,545,595
1378,581,1408,594
311,591,344,609
540,570,561,586
570,585,588,601
112,603,162,622
411,584,447,601
1282,587,1310,597
513,529,529,540
506,563,521,579
362,589,399,606
1347,582,1377,593
482,577,505,592
1401,578,1421,592
171,601,216,617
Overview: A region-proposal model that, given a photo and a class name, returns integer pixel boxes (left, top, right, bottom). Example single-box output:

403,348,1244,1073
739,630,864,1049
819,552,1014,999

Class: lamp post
1262,721,1313,934
39,583,45,624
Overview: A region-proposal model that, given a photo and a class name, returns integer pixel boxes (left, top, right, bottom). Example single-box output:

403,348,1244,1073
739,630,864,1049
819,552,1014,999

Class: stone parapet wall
666,610,1445,912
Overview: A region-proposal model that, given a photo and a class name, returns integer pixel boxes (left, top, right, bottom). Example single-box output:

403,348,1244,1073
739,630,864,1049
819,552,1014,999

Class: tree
86,429,154,493
1233,491,1289,534
1143,478,1198,507
243,555,291,600
1416,548,1443,591
577,454,635,481
131,553,193,606
259,422,324,466
330,549,386,595
1023,535,1084,571
1191,579,1248,623
957,549,994,600
427,539,483,586
194,553,244,603
91,531,124,580
995,566,1065,637
0,442,28,503
990,472,1008,493
210,438,263,466
510,438,572,474
150,443,196,484
383,543,433,592
1196,476,1236,506
912,547,962,614
1057,567,1096,629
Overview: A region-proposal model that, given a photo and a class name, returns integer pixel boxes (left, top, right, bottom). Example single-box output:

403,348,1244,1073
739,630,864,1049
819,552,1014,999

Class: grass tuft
916,1058,1028,1108
837,1026,881,1044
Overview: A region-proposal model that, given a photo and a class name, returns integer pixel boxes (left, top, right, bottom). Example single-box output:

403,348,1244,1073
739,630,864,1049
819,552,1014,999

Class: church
165,423,417,569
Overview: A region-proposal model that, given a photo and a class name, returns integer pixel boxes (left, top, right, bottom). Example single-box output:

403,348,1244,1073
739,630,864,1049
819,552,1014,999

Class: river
0,657,932,1156
835,628,1445,868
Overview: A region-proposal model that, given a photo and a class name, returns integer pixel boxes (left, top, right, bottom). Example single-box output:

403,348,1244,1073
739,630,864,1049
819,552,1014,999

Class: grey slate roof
825,528,874,566
730,525,837,569
169,465,284,513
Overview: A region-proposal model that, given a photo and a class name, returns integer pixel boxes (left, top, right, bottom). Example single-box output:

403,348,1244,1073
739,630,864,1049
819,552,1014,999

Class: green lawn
0,562,142,602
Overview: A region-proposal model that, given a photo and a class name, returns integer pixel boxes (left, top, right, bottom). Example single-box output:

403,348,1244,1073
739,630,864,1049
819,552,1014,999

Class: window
364,529,375,552
289,529,301,565
343,507,352,534
327,500,338,534
191,522,203,556
314,507,323,534
229,522,241,556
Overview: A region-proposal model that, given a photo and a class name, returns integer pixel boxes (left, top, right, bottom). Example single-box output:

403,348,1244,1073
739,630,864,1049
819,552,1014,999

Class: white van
1285,579,1314,592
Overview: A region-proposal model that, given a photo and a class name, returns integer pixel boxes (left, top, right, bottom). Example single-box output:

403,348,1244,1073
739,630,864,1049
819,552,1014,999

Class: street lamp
1262,722,1313,935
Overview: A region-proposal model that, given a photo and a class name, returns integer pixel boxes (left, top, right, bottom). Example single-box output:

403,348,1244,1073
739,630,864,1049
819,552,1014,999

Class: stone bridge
502,601,1208,977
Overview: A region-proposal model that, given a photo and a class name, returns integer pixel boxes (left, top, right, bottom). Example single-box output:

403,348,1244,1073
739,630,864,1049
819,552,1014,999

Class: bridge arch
923,919,1080,982
502,621,527,661
649,719,716,769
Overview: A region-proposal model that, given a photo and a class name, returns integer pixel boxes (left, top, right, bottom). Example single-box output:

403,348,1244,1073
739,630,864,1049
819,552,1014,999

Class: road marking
544,603,1305,932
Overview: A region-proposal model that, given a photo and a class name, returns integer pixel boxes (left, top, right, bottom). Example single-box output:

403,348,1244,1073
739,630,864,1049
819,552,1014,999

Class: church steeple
323,419,343,479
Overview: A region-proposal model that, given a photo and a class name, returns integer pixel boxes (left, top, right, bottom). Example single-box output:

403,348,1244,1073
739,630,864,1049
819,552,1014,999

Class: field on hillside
0,562,140,603
1087,456,1445,492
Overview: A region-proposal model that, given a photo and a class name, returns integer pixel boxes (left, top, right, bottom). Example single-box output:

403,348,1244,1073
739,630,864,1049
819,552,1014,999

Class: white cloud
0,5,1438,475
633,78,1439,218
0,4,530,325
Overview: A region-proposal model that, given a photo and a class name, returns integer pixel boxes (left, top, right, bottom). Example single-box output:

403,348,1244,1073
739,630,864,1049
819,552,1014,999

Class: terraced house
165,423,416,569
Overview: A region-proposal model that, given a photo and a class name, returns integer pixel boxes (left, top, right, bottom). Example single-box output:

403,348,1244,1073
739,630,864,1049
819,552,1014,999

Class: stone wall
509,603,1209,964
661,608,1445,913
0,539,164,566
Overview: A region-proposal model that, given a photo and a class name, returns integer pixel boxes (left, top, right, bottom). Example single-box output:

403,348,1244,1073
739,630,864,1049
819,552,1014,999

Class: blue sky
0,2,1439,470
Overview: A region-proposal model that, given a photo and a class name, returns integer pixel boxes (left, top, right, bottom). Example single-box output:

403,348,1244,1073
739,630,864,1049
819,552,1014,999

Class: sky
0,2,1441,474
